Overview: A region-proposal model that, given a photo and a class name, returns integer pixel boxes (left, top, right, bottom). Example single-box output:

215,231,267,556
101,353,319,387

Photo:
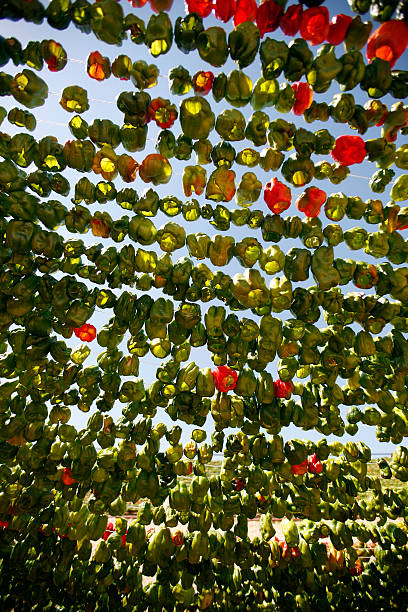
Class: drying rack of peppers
0,0,408,609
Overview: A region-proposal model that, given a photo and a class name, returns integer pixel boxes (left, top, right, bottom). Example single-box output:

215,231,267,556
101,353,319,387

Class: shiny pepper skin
73,323,97,342
296,186,326,217
192,71,214,95
212,365,238,392
366,20,408,69
331,135,366,166
300,7,330,46
291,82,313,116
273,379,293,399
290,459,308,475
307,453,323,474
264,178,291,214
280,4,303,36
326,14,352,46
62,467,77,485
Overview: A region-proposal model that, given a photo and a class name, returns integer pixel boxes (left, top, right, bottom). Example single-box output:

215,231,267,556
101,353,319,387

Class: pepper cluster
0,0,408,610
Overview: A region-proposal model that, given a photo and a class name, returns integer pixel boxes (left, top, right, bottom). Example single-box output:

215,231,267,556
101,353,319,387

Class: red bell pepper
264,178,291,215
233,478,246,492
234,0,257,26
62,467,77,486
74,323,97,342
300,6,329,46
103,522,114,540
280,4,303,37
326,14,352,46
296,186,326,218
256,0,284,38
273,379,294,399
291,459,308,475
87,51,110,81
192,70,214,95
185,0,213,17
307,453,323,474
331,135,366,166
212,365,238,392
214,0,236,21
291,81,313,116
366,20,408,69
172,530,184,546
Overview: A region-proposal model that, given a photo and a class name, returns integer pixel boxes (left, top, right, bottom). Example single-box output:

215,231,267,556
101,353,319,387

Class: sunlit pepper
307,453,323,474
182,165,207,197
264,178,291,215
234,0,257,27
280,4,303,37
148,97,178,129
87,51,111,81
214,0,236,22
273,379,293,399
212,365,238,392
256,0,283,38
185,0,213,17
366,20,408,69
296,187,327,217
300,7,330,46
291,459,308,475
139,154,172,185
192,70,214,95
291,82,313,116
331,135,366,166
327,14,352,46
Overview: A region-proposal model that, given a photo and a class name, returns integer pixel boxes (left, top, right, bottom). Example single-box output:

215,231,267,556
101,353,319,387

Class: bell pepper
327,14,352,45
293,128,316,157
304,100,330,122
111,54,133,81
361,57,392,99
232,268,270,309
284,247,311,281
236,148,260,167
390,175,408,202
260,38,289,80
300,7,330,46
330,93,356,124
10,68,48,109
145,12,172,57
311,246,340,290
236,172,262,208
205,166,235,202
281,155,315,187
345,16,372,51
191,70,214,96
331,135,366,166
336,50,365,93
280,4,303,36
259,148,284,173
197,26,228,67
370,169,395,193
8,107,36,131
215,109,246,141
325,192,348,221
117,90,151,126
60,85,89,114
250,77,279,111
183,166,207,196
212,365,238,392
366,20,408,69
291,459,308,475
273,379,293,399
268,118,295,151
87,51,110,81
307,453,323,474
307,45,342,93
229,21,260,69
264,178,291,215
185,0,213,17
148,98,178,129
180,96,215,140
225,70,253,108
291,81,313,115
214,0,236,21
233,0,257,26
285,38,314,82
382,102,408,143
130,60,159,90
74,323,96,342
139,154,171,185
